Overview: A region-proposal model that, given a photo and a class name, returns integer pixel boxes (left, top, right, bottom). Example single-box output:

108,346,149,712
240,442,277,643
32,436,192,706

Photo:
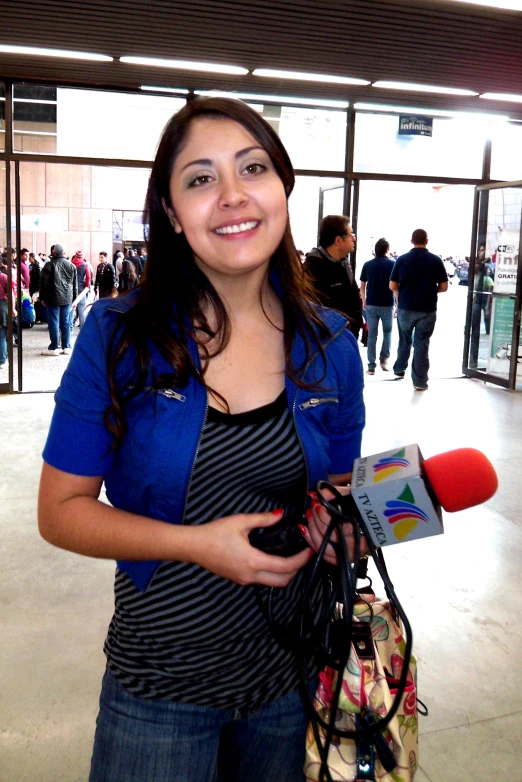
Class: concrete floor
1,371,521,780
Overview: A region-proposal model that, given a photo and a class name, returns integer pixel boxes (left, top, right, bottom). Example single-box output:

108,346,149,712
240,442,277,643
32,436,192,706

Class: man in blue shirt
389,229,448,391
360,238,395,375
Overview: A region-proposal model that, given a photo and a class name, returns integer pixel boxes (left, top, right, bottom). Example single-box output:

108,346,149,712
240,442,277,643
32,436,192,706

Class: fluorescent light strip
140,85,189,95
354,102,510,121
372,80,478,96
195,90,349,109
253,68,369,86
480,92,522,103
121,56,247,75
0,44,112,62
449,0,522,10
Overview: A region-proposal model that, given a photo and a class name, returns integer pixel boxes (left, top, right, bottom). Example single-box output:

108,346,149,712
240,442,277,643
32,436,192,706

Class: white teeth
215,221,258,235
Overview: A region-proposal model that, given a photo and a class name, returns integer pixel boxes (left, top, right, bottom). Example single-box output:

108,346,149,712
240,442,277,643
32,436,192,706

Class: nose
218,173,248,209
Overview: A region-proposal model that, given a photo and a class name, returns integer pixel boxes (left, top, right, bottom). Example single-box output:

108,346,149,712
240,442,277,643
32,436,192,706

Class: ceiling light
0,44,113,62
140,85,189,95
372,80,478,96
354,102,510,121
253,68,369,86
121,56,247,75
480,92,522,103
448,0,522,10
195,90,349,109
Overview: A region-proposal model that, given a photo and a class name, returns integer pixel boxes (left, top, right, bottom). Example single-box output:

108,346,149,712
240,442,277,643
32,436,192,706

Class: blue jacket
43,292,365,591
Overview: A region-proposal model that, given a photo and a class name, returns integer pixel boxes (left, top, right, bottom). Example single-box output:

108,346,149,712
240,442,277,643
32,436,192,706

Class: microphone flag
351,445,444,547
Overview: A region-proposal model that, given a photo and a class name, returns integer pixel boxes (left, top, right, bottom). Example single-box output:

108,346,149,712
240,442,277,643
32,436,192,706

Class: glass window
289,177,345,254
354,112,486,178
490,122,522,182
12,85,185,161
276,107,347,171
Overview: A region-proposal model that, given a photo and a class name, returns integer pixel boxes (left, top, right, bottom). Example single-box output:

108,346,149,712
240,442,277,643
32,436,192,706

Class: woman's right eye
187,174,212,188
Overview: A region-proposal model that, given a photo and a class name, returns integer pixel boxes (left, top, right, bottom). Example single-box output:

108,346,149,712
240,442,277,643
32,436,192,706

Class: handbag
300,485,424,782
304,590,419,781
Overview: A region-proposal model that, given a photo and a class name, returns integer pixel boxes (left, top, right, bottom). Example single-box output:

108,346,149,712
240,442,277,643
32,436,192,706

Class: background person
70,250,91,329
38,97,365,782
390,228,448,391
359,237,395,375
94,251,116,299
39,244,77,356
303,215,362,339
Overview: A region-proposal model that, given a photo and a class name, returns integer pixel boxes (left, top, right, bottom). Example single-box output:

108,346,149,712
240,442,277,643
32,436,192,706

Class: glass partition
18,161,150,392
13,84,185,160
489,122,522,182
354,112,486,178
277,106,347,171
289,177,345,255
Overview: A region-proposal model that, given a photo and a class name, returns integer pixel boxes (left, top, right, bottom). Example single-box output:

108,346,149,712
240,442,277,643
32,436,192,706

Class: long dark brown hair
105,97,332,446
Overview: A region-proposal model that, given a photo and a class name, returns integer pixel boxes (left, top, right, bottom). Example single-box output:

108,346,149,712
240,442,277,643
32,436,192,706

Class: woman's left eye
243,163,266,175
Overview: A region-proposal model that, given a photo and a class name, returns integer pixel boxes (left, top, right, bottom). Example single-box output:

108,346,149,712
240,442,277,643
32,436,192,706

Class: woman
117,257,139,292
38,98,365,782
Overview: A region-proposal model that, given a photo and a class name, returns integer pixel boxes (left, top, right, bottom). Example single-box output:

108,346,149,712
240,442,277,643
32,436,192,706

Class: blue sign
398,115,433,137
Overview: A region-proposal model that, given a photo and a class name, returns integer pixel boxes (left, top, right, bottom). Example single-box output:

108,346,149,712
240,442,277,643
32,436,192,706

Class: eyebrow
181,146,266,172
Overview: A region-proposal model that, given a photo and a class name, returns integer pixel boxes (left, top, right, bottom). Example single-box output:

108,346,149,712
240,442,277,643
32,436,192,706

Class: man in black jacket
303,215,362,338
39,244,77,356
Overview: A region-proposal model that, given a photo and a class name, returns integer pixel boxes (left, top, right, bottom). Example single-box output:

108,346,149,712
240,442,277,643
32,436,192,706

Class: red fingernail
271,508,285,518
313,502,322,513
298,524,308,537
307,491,318,501
305,508,312,522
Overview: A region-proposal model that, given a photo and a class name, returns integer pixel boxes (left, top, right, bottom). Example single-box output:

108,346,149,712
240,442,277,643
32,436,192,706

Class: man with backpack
94,251,116,299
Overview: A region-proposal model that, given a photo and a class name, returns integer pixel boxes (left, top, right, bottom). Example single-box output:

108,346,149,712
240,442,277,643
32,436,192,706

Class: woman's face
167,117,288,281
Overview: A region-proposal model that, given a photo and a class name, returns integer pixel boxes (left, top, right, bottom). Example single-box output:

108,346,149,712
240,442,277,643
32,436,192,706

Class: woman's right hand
191,510,312,588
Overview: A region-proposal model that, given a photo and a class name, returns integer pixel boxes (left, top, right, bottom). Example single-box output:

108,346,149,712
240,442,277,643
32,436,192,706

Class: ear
161,197,183,234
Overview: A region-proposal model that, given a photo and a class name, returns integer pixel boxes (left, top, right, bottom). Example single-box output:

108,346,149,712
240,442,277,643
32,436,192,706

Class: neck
324,245,344,261
202,264,279,323
413,244,427,249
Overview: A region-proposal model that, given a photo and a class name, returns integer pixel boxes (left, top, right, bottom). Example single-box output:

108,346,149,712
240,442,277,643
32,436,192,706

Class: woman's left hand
301,485,369,566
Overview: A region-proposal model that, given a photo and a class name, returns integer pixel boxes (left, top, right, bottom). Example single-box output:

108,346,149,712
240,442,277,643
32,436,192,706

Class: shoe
41,348,61,356
380,359,389,371
394,372,405,379
366,368,375,375
61,347,72,355
414,385,428,391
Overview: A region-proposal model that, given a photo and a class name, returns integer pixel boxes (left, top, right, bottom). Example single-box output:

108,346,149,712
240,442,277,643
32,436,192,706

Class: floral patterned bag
304,590,419,782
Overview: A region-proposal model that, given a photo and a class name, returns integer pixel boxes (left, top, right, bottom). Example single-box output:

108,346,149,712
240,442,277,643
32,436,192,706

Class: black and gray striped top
104,390,319,712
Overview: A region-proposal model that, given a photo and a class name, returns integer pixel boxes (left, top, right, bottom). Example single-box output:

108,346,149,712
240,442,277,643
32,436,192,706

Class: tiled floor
1,375,521,781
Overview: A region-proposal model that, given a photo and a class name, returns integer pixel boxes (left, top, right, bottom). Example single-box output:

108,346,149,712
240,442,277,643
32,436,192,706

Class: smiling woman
37,97,365,782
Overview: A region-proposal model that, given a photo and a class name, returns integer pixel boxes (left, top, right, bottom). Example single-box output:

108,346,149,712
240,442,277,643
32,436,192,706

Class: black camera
248,511,309,557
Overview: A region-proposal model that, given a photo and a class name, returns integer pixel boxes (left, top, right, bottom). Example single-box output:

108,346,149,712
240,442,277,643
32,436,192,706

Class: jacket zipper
292,321,348,499
181,371,208,525
299,396,339,411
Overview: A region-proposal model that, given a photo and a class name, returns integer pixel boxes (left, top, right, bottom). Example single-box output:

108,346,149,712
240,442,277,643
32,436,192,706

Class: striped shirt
104,390,320,711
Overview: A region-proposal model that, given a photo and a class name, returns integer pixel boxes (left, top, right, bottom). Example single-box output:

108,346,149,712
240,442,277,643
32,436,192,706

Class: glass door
464,183,522,389
355,179,476,380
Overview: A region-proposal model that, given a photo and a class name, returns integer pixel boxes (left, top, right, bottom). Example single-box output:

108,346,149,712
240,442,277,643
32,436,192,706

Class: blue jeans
393,309,437,387
89,669,310,782
0,325,6,366
46,304,72,350
365,305,393,369
70,293,87,330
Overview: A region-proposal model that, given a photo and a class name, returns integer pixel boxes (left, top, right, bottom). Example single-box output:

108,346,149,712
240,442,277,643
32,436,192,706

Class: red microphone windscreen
422,448,498,512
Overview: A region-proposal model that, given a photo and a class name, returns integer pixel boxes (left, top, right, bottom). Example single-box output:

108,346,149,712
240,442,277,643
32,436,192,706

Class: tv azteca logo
373,448,411,483
384,484,430,541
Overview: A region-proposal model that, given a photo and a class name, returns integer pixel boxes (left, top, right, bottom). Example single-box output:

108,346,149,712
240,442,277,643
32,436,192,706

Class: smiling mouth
214,220,259,235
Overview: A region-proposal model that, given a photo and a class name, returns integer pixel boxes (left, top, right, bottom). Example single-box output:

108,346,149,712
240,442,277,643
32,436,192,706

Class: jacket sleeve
39,262,51,300
327,327,365,474
42,303,116,476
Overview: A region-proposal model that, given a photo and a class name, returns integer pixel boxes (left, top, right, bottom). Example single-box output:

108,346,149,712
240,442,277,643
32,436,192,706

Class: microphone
350,445,498,547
